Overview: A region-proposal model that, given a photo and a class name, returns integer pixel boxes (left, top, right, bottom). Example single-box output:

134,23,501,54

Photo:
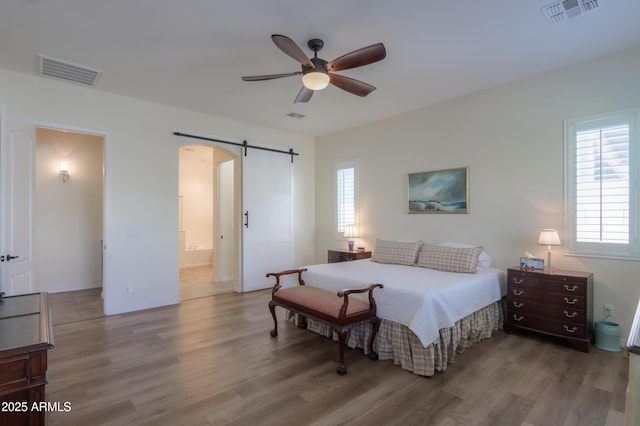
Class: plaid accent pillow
416,244,483,273
371,239,423,265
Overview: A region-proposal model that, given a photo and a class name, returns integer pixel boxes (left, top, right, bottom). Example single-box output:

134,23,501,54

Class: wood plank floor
46,290,628,426
48,265,234,326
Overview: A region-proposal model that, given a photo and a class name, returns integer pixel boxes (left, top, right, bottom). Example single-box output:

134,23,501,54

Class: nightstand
505,267,593,352
328,249,372,263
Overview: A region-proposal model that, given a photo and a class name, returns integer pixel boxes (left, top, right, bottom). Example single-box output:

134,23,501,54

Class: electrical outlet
604,303,614,316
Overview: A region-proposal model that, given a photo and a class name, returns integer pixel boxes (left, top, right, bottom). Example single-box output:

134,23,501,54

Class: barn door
241,148,292,292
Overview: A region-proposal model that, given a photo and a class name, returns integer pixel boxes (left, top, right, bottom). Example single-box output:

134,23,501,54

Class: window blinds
336,166,355,234
575,123,630,244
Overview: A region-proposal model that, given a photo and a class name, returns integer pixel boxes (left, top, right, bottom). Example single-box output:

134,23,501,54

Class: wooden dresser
328,249,372,263
505,267,593,352
0,293,55,426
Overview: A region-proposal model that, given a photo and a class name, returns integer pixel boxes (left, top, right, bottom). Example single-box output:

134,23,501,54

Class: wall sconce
59,161,69,183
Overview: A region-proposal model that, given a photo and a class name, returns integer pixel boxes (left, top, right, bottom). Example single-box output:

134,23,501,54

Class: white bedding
282,259,506,347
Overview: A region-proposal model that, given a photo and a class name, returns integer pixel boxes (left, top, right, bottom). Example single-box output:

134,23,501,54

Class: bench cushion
274,286,371,318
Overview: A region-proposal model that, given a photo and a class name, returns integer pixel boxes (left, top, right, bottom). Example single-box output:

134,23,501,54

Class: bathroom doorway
178,144,238,300
34,126,106,324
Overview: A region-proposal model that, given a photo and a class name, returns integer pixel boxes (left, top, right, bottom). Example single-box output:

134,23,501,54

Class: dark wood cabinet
505,267,593,352
0,293,55,426
328,249,372,263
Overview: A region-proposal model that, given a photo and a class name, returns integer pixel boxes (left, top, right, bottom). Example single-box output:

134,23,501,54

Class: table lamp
538,228,561,272
344,224,358,251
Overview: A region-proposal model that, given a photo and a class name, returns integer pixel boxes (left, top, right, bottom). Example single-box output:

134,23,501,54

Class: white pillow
438,242,493,268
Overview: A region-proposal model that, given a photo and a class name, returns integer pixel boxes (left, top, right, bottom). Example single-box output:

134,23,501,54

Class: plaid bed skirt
301,298,504,377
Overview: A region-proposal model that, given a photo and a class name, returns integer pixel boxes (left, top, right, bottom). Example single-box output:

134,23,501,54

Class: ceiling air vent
542,0,600,24
37,55,102,87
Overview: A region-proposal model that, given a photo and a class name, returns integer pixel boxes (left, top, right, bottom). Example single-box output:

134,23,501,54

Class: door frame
177,139,241,293
33,121,109,313
216,158,235,283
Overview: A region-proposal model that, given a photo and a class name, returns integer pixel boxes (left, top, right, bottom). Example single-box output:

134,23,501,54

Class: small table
328,249,372,263
0,293,55,426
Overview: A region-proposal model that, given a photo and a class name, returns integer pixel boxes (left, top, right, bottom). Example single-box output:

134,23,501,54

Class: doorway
178,144,238,300
34,127,105,324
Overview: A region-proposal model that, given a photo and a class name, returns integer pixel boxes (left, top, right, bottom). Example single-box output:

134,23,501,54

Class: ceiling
1,1,639,138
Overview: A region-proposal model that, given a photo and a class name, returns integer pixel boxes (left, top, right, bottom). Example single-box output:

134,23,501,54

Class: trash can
594,320,621,352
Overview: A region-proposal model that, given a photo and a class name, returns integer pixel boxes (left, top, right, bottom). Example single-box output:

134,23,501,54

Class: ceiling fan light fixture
302,71,330,90
242,35,386,102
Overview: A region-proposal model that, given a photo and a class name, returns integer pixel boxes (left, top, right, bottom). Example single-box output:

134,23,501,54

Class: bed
279,240,507,376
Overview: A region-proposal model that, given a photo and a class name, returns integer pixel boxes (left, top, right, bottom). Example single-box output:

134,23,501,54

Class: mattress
282,259,506,346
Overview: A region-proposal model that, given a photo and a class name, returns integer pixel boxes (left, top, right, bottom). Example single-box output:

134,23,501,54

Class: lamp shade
538,229,561,246
343,224,358,238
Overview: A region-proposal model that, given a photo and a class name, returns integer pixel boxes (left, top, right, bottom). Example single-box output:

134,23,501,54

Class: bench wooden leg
336,326,350,375
268,301,278,337
368,318,380,361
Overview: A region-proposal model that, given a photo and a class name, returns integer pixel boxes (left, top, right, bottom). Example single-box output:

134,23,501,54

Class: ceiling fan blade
271,34,314,68
294,86,313,103
329,74,376,97
242,72,301,81
326,43,386,72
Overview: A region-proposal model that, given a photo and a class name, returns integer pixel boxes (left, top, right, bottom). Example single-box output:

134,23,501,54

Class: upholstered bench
267,268,383,375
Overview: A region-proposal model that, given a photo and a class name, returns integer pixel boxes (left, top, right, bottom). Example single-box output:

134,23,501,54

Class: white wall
34,128,103,292
0,67,315,315
316,46,640,339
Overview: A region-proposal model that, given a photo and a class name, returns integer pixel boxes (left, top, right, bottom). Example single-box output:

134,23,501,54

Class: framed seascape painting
408,167,469,214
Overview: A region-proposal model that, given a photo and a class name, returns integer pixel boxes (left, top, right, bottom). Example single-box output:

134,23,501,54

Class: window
564,108,639,259
335,160,358,237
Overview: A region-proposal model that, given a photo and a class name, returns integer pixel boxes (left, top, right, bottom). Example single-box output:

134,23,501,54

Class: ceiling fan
242,34,386,103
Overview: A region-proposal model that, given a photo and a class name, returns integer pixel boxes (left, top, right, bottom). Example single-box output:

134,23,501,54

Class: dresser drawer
508,299,585,324
327,250,372,263
0,347,48,395
329,252,361,262
508,274,586,296
508,313,587,339
508,286,586,309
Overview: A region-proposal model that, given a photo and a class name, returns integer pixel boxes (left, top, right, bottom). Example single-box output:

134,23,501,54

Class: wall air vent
542,0,600,24
37,55,102,86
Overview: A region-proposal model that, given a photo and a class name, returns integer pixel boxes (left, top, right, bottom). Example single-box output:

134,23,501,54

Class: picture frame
408,167,469,214
520,257,544,271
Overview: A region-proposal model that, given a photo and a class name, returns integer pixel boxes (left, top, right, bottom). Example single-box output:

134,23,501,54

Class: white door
217,159,235,282
0,105,35,296
242,148,293,292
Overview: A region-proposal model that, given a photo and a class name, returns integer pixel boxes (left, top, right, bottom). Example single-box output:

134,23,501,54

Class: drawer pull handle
564,325,578,333
513,315,524,322
564,297,578,305
563,310,578,318
513,278,524,285
564,284,578,292
513,289,524,296
513,301,524,308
